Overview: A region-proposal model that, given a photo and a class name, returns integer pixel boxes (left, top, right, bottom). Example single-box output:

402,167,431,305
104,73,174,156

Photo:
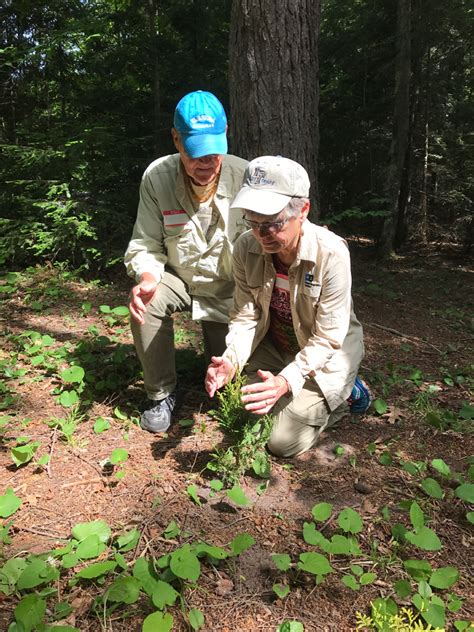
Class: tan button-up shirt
124,153,248,322
223,221,365,410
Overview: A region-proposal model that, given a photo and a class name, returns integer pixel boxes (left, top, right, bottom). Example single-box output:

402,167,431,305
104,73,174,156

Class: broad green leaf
350,564,363,576
194,543,228,560
459,402,474,420
114,552,128,570
455,483,474,503
311,502,332,522
276,621,304,632
93,417,110,434
187,484,202,506
405,527,442,551
110,448,128,465
142,611,173,632
226,484,251,506
14,594,46,630
151,580,179,609
271,554,291,571
373,398,388,415
454,621,471,631
395,579,412,598
17,558,59,590
328,534,355,555
303,522,327,546
59,390,79,407
133,558,160,596
111,306,129,316
342,575,359,590
447,594,463,612
72,520,111,543
467,511,474,524
360,572,376,585
273,583,290,599
76,534,106,559
421,477,444,499
298,552,332,576
114,407,128,420
170,545,200,581
210,479,223,491
116,529,140,553
378,450,392,466
404,559,432,581
338,507,363,534
61,366,85,384
178,418,194,427
251,451,271,478
409,501,425,530
0,487,22,517
229,533,255,555
429,566,459,589
372,597,398,617
163,520,180,539
11,442,40,466
0,558,27,595
107,577,141,604
188,608,205,630
76,560,116,579
421,602,446,630
431,458,451,477
99,305,111,313
62,553,79,569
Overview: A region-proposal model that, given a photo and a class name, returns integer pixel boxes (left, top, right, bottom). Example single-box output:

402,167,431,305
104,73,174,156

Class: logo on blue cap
174,91,228,158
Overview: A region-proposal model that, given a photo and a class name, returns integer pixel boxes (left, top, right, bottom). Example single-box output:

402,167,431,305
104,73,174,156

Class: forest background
1,0,472,272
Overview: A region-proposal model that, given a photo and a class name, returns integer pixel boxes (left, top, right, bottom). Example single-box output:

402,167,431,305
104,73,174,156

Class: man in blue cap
125,91,247,433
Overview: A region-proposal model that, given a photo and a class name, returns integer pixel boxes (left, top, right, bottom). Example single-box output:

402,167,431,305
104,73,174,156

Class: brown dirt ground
0,240,473,631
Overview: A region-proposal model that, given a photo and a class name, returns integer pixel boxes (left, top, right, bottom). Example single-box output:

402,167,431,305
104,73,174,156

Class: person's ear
171,128,180,150
300,201,310,221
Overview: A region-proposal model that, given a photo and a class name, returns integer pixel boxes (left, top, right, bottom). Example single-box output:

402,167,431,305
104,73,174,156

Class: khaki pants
245,337,348,458
131,271,228,401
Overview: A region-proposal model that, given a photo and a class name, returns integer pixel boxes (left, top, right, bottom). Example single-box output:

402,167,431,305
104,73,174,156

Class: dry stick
365,322,442,353
46,426,58,478
61,478,103,488
15,525,68,539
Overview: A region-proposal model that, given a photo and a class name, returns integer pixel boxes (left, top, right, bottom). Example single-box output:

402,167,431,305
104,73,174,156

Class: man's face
172,129,223,185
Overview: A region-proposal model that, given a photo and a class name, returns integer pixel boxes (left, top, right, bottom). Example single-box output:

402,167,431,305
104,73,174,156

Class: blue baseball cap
173,90,228,158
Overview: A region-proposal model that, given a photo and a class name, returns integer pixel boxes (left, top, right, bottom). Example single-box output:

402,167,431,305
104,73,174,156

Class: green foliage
207,373,273,485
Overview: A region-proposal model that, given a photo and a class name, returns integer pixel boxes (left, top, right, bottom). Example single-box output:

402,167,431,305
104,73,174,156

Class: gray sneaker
140,392,177,433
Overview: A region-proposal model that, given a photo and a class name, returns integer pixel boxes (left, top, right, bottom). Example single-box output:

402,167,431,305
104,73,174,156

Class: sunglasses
243,216,290,233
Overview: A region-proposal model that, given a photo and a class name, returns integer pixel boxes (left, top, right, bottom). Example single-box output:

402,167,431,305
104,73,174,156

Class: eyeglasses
243,217,289,233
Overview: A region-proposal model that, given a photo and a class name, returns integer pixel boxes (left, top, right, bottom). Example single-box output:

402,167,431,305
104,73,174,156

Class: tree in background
228,0,320,219
318,0,472,252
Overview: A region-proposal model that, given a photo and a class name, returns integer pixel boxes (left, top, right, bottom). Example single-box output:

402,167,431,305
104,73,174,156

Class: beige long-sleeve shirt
223,221,365,410
124,153,248,322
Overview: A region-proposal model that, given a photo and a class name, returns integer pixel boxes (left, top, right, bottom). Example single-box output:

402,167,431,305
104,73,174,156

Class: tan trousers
245,337,348,458
131,271,228,401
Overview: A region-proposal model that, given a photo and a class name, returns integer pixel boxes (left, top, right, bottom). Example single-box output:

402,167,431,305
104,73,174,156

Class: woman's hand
240,370,289,415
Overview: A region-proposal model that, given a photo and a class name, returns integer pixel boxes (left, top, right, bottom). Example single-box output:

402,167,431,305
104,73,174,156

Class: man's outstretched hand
205,356,235,398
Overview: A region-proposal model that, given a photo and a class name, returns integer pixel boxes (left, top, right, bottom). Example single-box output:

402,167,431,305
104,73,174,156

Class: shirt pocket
164,225,201,268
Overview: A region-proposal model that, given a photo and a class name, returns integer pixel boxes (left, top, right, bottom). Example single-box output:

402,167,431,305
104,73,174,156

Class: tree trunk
146,0,161,154
229,0,320,220
377,0,411,257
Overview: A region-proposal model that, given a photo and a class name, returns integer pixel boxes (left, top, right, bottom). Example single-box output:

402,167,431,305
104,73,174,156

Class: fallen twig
366,322,442,352
46,426,58,478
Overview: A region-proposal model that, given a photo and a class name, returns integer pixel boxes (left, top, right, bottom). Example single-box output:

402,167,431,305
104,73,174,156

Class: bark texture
229,0,320,218
378,0,411,256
